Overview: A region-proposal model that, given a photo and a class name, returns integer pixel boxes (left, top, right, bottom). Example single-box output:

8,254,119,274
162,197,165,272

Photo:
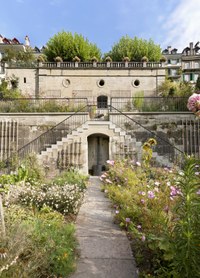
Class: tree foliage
0,77,22,99
158,79,194,97
195,75,200,92
44,31,102,62
2,47,34,63
104,35,162,62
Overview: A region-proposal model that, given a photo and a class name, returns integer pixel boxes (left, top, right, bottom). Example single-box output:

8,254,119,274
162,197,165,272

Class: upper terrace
4,61,164,69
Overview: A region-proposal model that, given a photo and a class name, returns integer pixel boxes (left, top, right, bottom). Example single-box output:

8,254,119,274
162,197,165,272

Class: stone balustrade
6,61,163,69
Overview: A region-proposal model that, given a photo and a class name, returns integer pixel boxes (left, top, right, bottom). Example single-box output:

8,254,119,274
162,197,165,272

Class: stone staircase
37,120,142,173
37,116,182,174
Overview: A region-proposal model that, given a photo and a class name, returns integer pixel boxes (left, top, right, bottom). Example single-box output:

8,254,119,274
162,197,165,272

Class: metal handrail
110,96,189,112
12,105,89,162
108,105,184,167
0,97,88,113
108,105,184,154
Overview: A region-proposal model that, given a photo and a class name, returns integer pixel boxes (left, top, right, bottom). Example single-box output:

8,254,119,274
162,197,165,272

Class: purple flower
170,186,181,197
196,189,200,195
141,235,146,242
148,191,155,199
137,225,142,229
138,191,146,196
125,218,131,223
140,199,145,204
106,160,115,166
195,172,200,176
115,210,119,214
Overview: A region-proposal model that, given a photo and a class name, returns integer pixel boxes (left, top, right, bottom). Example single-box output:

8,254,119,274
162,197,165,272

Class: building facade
4,61,166,101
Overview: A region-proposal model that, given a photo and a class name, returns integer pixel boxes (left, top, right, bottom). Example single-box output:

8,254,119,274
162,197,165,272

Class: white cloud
163,0,200,51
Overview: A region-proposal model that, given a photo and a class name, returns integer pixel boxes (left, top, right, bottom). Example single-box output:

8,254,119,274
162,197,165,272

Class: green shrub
53,169,88,190
1,206,77,277
132,91,144,111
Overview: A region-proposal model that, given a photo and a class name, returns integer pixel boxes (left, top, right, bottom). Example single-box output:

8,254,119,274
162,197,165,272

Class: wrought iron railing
108,105,185,167
110,97,189,112
15,106,89,161
0,98,88,113
4,103,199,170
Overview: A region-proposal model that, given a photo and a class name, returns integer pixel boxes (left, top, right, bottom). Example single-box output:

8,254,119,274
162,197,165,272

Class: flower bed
0,161,88,277
101,156,200,277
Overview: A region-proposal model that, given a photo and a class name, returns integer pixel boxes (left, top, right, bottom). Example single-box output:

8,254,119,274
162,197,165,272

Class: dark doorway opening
88,134,109,175
97,95,108,108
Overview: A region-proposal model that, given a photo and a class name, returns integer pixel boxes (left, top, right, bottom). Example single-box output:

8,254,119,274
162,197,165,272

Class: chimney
189,42,194,55
167,46,172,54
24,35,30,46
0,35,3,44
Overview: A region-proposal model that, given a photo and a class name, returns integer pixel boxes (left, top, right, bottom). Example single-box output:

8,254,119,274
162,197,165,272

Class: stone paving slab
70,258,137,278
78,236,133,259
76,226,123,238
70,177,138,278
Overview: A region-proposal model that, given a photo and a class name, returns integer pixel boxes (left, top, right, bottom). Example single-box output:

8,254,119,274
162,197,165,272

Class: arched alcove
87,133,109,175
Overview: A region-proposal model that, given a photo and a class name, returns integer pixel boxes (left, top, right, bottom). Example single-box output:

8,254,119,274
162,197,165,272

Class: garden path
69,176,138,278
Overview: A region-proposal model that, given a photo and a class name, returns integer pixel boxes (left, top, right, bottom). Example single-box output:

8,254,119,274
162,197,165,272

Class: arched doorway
97,95,108,108
87,133,109,175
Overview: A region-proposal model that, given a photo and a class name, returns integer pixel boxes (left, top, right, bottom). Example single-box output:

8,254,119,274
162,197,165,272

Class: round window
97,79,105,87
62,78,70,88
132,79,140,87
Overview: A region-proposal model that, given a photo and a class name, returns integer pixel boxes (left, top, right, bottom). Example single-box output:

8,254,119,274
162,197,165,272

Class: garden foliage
101,146,200,277
0,158,88,277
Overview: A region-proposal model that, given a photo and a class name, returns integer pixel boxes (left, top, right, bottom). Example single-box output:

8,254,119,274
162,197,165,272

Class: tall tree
104,35,162,62
44,31,102,62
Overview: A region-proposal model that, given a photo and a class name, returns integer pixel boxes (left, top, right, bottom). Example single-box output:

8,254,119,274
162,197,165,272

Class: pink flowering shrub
187,93,200,117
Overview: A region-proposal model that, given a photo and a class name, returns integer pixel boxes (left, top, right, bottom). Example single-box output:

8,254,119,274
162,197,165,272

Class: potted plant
73,56,81,67
91,56,98,67
160,55,167,66
141,56,149,66
54,56,63,67
105,56,112,67
123,56,130,67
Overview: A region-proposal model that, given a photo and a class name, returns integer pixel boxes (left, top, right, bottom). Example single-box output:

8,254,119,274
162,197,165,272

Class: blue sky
1,0,200,54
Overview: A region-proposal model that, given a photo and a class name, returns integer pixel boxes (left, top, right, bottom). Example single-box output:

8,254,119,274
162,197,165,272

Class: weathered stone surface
70,177,138,278
70,258,137,278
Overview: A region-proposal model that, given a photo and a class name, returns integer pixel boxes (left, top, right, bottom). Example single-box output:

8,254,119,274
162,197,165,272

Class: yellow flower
148,138,157,146
63,252,68,259
142,142,151,151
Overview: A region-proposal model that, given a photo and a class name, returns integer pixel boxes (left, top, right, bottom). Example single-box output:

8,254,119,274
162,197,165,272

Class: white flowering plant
7,182,85,215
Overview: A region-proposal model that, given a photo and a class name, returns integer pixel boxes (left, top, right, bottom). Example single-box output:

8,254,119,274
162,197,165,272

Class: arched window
97,95,108,108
